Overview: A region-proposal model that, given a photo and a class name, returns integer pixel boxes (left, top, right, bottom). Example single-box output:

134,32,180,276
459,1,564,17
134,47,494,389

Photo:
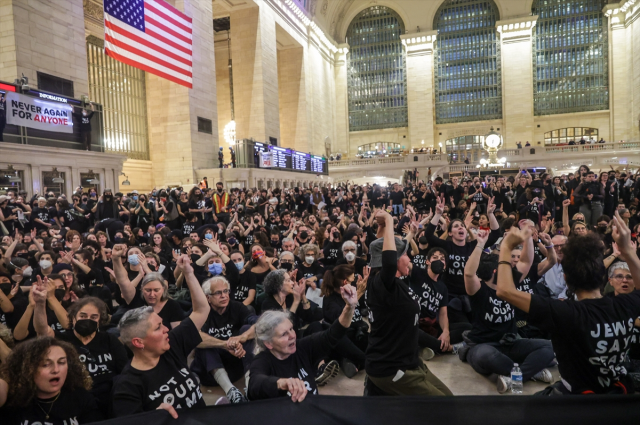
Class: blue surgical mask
208,262,223,275
133,196,138,201
235,261,244,271
128,254,140,266
204,233,213,240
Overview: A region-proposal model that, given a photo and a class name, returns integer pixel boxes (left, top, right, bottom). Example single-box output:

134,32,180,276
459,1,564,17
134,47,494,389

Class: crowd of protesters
1,164,640,423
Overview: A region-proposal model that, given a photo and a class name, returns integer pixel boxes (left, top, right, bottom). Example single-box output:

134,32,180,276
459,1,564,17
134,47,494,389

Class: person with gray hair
112,254,212,418
606,262,634,296
190,276,257,404
248,284,359,402
111,244,185,329
278,250,295,272
336,240,368,278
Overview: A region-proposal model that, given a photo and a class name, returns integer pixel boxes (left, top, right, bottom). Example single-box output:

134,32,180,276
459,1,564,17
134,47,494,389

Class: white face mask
22,266,33,277
305,256,315,265
345,252,356,262
39,260,52,270
218,228,224,234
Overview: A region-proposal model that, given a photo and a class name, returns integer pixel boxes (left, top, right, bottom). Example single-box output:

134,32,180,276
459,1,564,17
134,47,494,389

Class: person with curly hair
0,336,101,424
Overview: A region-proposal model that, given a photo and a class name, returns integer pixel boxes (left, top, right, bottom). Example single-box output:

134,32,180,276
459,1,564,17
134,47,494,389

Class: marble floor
201,353,558,404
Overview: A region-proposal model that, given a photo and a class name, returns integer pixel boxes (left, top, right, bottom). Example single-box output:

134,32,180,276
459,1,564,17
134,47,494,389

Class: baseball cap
369,237,409,268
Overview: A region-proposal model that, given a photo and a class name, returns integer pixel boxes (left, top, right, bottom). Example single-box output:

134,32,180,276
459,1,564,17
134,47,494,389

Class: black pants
332,328,368,369
81,131,91,150
0,119,5,141
418,323,473,354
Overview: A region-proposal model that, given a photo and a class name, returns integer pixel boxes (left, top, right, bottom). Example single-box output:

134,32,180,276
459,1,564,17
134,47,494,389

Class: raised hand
435,196,445,215
502,226,532,251
112,244,126,259
611,211,633,258
340,284,358,308
487,197,496,214
176,254,194,275
562,199,571,208
476,229,490,247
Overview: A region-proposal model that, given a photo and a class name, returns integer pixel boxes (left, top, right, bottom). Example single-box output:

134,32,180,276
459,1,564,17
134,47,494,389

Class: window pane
347,6,408,131
433,0,502,124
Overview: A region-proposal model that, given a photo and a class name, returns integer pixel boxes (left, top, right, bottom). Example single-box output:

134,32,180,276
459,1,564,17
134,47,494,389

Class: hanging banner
5,91,74,133
259,151,273,168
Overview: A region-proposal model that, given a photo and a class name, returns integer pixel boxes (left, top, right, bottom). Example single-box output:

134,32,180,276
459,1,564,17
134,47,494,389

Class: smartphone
521,170,526,174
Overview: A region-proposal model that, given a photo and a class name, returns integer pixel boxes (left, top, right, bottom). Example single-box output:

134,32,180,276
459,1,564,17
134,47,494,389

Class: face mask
105,196,112,201
74,319,98,337
299,231,309,239
235,261,244,271
128,254,140,266
228,237,237,246
0,283,11,296
39,260,52,270
305,256,315,265
430,260,445,275
208,262,223,276
270,240,279,247
133,196,138,201
218,228,224,234
17,252,29,259
280,262,293,271
345,252,356,262
418,236,428,245
54,288,66,301
22,266,33,277
332,232,341,240
190,254,201,263
204,233,213,240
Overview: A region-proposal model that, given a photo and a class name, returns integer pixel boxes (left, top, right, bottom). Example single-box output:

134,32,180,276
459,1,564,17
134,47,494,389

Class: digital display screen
292,151,311,172
270,146,291,169
263,145,327,175
310,155,326,174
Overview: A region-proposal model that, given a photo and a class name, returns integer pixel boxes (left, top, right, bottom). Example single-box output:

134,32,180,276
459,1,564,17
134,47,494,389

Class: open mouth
621,284,630,291
49,377,61,385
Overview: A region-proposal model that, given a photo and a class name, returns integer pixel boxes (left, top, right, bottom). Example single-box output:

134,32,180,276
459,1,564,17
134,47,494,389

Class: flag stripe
145,15,191,44
144,1,192,35
105,34,192,75
106,48,192,88
105,21,192,64
145,0,191,25
105,45,193,85
145,20,192,51
105,16,192,55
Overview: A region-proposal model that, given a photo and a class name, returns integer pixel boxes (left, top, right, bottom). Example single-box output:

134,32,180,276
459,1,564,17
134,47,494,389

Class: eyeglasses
210,289,230,297
280,260,293,264
612,274,633,281
60,272,73,278
343,248,356,253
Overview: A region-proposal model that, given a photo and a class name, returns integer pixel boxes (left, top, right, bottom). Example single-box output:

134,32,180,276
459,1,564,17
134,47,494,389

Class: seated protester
320,265,368,378
52,264,84,310
365,210,452,397
410,248,472,356
425,196,501,325
13,276,69,341
150,233,173,265
191,276,256,404
496,214,640,395
192,239,239,289
408,233,431,271
112,244,185,329
32,250,57,281
248,245,277,287
0,336,101,425
112,255,212,417
296,243,325,288
322,226,343,268
335,240,367,278
542,235,569,300
182,212,198,237
0,323,13,364
66,249,101,291
33,292,127,417
517,183,546,224
229,251,256,307
278,251,296,273
248,284,358,402
461,229,555,393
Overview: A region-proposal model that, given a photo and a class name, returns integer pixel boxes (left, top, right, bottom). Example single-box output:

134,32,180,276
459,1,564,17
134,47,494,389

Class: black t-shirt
73,110,94,131
335,257,367,279
322,241,343,267
389,191,405,205
408,267,448,320
59,207,87,232
31,206,55,230
112,317,206,416
410,247,430,270
182,221,197,236
232,271,256,303
247,320,347,400
126,289,185,329
201,301,253,340
468,282,516,344
2,387,102,425
296,261,325,281
323,291,364,325
515,256,540,323
365,250,421,378
529,292,640,394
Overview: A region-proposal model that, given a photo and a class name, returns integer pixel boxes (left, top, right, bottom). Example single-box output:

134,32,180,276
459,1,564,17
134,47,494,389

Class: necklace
36,392,61,420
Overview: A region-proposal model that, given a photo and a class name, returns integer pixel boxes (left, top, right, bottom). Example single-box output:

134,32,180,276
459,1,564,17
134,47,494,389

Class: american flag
104,0,193,88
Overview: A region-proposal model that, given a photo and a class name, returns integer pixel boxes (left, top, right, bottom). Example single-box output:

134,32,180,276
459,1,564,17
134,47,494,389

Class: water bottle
511,363,523,394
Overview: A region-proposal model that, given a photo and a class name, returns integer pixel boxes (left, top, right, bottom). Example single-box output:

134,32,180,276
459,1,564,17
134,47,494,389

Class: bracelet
545,245,554,248
498,261,511,266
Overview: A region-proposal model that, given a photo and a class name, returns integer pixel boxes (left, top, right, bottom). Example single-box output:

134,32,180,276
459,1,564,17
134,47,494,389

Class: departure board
258,144,328,175
270,146,291,169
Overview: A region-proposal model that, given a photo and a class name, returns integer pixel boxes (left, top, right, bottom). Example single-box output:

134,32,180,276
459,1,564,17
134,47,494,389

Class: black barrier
94,394,640,425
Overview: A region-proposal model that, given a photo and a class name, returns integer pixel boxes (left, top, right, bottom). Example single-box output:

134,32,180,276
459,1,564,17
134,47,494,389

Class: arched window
544,127,598,145
532,0,609,115
346,6,408,131
445,135,486,163
433,0,502,124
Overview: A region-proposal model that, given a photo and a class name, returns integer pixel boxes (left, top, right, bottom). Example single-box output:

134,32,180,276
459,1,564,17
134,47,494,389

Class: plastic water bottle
511,363,523,394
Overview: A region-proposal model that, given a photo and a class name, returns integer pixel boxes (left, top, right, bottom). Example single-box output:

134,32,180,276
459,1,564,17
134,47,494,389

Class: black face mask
74,319,98,337
190,254,201,263
332,232,341,240
299,231,309,239
0,283,12,296
54,289,66,302
430,260,445,275
270,240,280,247
280,262,293,271
418,236,428,245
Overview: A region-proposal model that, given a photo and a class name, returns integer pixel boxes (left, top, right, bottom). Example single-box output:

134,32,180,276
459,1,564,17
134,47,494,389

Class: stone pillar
0,0,89,96
146,0,217,187
334,44,349,155
277,46,307,152
231,5,280,143
607,7,631,142
497,18,538,148
401,32,437,150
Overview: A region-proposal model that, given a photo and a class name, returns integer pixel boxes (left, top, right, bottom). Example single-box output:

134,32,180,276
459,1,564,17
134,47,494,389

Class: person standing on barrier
364,210,452,396
495,212,640,395
573,171,604,229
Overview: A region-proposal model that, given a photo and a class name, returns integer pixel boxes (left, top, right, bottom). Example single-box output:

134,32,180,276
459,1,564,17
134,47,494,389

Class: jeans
466,338,554,381
392,204,404,216
579,201,603,228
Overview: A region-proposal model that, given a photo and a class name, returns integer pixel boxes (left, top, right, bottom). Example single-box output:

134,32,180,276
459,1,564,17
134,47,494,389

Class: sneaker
215,396,230,405
226,386,247,404
341,358,359,379
451,341,466,355
531,368,553,383
496,375,511,394
420,347,435,361
315,360,339,386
